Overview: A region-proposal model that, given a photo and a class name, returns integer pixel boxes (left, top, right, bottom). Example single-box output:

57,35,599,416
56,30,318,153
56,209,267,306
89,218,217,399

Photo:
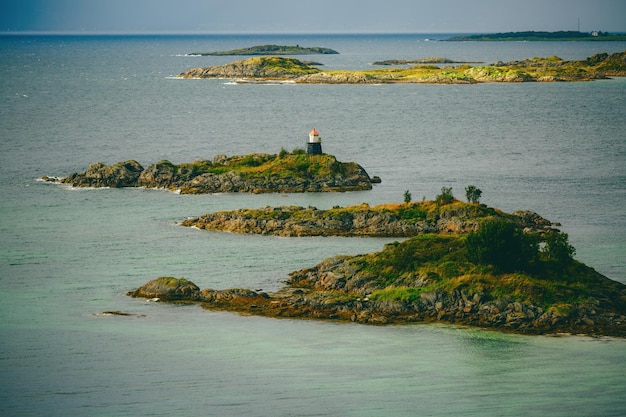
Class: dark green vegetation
465,220,539,273
189,44,339,56
44,151,374,193
178,51,626,83
446,31,626,41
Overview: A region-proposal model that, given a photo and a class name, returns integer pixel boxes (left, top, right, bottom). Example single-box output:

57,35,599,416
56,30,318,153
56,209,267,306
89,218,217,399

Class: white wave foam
36,176,63,183
64,185,110,191
225,79,297,86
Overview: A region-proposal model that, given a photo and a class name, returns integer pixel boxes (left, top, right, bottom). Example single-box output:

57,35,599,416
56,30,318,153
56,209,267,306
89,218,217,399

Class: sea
1,33,625,416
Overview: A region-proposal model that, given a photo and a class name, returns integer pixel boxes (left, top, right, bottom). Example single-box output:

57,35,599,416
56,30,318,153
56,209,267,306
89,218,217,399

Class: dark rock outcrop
61,160,144,188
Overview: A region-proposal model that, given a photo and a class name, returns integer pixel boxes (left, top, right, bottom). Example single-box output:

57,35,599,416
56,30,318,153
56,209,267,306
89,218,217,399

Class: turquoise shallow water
1,34,625,416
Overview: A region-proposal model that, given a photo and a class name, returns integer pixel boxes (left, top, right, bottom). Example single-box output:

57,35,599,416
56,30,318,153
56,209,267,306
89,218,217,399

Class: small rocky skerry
42,152,374,194
133,202,626,337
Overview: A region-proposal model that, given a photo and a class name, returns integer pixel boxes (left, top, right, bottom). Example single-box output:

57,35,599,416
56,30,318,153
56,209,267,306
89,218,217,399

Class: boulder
137,160,178,188
127,277,200,300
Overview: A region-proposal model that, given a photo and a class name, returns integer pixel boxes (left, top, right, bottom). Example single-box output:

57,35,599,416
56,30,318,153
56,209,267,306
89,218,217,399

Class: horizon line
0,30,465,36
3,29,622,37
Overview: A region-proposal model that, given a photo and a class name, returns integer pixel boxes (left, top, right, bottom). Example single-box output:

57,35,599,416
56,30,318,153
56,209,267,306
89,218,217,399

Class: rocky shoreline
129,261,626,337
42,152,375,194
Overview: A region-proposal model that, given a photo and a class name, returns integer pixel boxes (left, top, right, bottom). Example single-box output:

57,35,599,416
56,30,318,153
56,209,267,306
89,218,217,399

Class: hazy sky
2,0,625,34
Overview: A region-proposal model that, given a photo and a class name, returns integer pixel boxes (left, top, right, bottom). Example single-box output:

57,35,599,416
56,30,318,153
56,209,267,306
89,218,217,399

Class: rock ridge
181,201,557,237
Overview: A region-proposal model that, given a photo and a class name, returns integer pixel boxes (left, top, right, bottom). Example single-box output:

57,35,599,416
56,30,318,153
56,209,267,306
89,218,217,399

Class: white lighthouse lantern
306,128,322,154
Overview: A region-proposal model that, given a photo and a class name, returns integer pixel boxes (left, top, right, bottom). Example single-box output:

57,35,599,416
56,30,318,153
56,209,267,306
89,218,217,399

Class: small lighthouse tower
306,128,322,155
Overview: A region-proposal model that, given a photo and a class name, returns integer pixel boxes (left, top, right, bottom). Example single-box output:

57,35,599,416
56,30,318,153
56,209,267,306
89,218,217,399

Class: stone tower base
306,142,322,155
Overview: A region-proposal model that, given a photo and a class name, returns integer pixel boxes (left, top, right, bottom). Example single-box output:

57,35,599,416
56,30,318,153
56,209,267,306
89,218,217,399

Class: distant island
42,151,375,194
178,51,626,84
188,44,339,56
372,57,482,66
445,31,626,41
130,198,626,337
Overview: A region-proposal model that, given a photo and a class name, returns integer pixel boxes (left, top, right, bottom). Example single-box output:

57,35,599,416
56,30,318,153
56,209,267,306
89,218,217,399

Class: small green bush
465,185,482,204
436,186,455,205
466,219,538,273
541,232,576,264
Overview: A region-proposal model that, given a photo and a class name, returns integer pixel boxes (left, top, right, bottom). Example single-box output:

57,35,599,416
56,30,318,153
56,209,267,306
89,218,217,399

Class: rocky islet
133,200,626,337
43,152,375,194
180,202,557,237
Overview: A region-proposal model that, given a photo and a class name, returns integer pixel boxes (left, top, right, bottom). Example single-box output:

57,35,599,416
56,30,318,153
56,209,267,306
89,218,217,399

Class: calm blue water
1,34,625,416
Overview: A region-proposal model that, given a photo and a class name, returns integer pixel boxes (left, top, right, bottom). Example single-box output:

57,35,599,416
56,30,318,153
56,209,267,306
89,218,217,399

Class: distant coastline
445,30,626,41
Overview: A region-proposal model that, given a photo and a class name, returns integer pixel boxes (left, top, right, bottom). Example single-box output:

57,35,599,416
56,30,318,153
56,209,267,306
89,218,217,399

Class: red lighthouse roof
310,128,319,136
